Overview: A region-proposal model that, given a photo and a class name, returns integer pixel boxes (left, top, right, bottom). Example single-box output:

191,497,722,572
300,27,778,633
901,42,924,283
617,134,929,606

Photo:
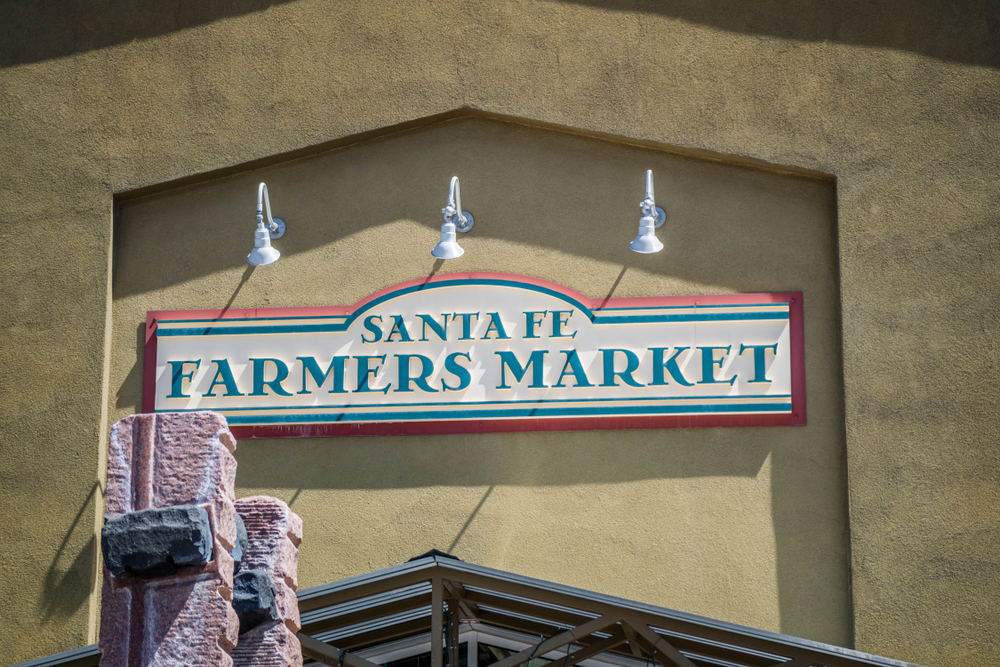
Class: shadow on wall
114,264,256,411
112,117,839,300
552,0,1000,69
0,0,298,67
233,429,775,489
234,429,845,642
1,0,997,68
40,481,100,620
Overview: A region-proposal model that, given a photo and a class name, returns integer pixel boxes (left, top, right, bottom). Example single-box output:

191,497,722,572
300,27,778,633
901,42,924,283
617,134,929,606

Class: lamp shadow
40,481,99,620
113,115,838,302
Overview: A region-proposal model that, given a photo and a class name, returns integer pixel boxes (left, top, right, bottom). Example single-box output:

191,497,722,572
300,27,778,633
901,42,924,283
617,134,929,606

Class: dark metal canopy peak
409,549,463,562
13,557,921,667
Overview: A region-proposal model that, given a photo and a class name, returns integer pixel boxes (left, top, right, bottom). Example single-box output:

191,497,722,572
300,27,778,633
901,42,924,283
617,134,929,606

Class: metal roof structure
13,553,919,667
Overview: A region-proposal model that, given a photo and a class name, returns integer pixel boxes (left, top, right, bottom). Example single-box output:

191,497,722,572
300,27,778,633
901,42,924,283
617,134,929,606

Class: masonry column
231,496,304,667
99,411,240,667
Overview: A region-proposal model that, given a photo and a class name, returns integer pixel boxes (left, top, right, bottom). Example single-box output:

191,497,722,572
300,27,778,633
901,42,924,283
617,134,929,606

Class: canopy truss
14,553,919,667
294,553,917,667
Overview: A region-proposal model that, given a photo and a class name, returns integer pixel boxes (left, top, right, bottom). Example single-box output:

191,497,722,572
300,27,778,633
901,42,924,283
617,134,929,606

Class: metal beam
298,634,383,667
620,623,643,658
299,566,434,614
621,619,698,667
432,574,444,667
773,659,814,667
333,617,433,651
443,580,466,598
438,569,623,621
546,632,629,667
443,579,481,623
624,624,783,667
436,564,893,667
487,614,621,667
445,596,461,667
474,608,570,638
302,592,432,634
622,606,863,667
457,599,480,622
462,588,597,629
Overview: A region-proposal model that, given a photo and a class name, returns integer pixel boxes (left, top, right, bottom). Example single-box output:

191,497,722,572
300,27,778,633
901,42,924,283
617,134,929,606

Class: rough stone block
230,621,302,667
233,496,303,667
99,411,239,667
232,513,249,569
233,569,279,634
104,411,238,550
236,496,303,591
102,505,214,578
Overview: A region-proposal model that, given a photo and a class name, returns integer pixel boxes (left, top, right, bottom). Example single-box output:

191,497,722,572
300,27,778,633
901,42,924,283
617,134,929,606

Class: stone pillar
231,496,304,667
99,412,240,667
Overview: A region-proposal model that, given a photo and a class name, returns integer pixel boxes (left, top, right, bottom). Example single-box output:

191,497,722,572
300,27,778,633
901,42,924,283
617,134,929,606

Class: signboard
144,273,805,438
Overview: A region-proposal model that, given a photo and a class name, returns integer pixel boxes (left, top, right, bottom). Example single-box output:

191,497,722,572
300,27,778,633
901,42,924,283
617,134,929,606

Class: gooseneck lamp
247,182,286,266
629,170,666,254
431,176,474,259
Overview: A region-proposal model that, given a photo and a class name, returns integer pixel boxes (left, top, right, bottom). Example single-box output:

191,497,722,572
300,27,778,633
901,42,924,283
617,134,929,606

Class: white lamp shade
248,222,281,266
630,214,663,254
248,245,281,266
431,221,464,259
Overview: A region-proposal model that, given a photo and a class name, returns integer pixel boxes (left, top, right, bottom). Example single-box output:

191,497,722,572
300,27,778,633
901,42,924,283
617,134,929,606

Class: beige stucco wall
1,2,997,666
108,115,846,648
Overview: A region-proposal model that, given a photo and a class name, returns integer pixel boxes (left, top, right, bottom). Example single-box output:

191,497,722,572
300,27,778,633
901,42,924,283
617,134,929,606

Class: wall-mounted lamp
629,170,666,254
431,176,474,259
247,182,286,266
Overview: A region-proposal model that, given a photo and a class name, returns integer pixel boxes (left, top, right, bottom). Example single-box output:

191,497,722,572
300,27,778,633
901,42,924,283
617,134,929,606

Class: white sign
144,273,805,436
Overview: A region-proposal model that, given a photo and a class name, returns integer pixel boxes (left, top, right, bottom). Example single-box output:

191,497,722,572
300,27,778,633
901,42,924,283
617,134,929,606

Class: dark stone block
232,512,248,570
101,504,213,579
232,568,279,634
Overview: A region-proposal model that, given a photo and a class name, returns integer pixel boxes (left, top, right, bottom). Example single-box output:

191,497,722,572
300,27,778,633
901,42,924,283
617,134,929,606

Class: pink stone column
232,496,304,667
100,411,241,667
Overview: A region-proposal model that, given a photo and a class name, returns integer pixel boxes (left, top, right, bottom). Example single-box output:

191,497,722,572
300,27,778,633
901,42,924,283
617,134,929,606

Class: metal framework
14,553,919,667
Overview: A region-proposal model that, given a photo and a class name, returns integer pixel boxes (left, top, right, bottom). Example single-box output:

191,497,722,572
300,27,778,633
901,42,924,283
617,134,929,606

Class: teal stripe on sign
158,315,349,324
593,312,788,324
158,310,789,336
348,278,595,322
597,303,785,311
159,394,792,413
210,402,793,424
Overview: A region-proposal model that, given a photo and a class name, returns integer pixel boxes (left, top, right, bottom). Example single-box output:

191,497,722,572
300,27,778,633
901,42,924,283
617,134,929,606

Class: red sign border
143,272,806,438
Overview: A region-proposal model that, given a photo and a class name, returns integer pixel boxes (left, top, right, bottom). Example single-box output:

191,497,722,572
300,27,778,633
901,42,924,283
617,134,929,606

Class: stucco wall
109,115,847,648
1,2,997,666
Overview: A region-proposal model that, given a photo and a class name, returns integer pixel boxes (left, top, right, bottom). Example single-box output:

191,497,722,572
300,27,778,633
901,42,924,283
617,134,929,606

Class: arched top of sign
350,274,599,330
144,272,805,438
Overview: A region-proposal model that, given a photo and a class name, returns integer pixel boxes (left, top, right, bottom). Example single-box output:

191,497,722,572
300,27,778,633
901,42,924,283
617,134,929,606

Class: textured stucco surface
109,116,846,651
0,2,997,666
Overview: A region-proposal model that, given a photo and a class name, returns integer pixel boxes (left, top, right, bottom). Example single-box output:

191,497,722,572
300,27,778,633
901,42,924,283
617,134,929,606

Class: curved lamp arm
257,182,278,234
442,176,474,232
640,170,666,228
254,182,286,239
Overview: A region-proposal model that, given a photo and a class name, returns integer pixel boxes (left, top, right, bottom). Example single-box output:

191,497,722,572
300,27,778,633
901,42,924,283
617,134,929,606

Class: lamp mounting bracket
268,218,286,239
452,212,474,233
653,207,666,228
